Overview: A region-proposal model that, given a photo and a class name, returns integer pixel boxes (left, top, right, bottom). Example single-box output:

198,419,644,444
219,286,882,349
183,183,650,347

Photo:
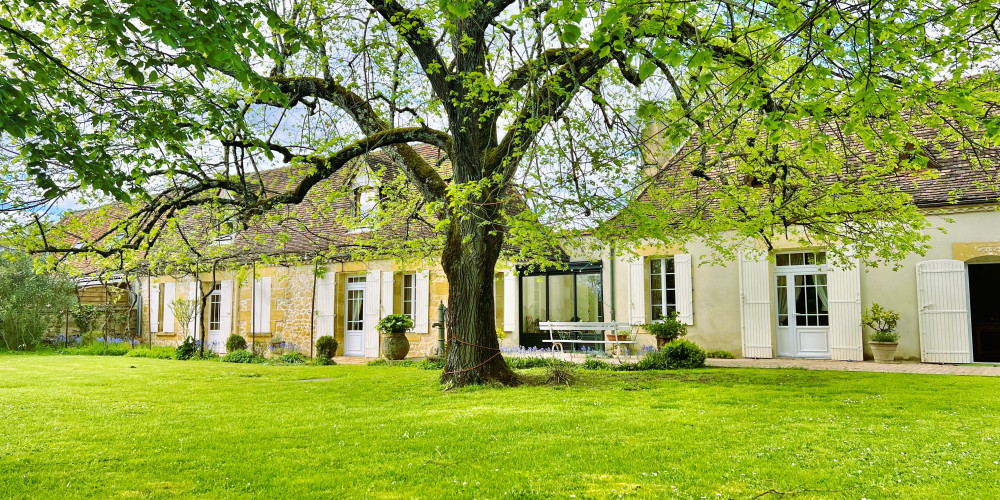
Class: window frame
648,257,677,322
401,273,416,323
208,283,222,332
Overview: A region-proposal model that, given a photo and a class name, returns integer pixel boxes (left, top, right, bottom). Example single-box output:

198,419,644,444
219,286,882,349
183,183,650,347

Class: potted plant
377,314,414,360
644,311,687,349
862,302,901,363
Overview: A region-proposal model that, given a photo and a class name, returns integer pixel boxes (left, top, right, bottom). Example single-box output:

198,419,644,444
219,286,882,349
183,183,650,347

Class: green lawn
1,356,998,499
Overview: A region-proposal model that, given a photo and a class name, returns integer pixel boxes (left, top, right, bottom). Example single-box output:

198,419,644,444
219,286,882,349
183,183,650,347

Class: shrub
644,311,687,341
706,349,735,359
636,348,671,370
862,302,901,343
315,335,338,359
663,339,707,369
221,349,264,364
124,347,176,359
376,314,413,334
505,356,575,370
0,253,77,351
546,364,575,386
417,358,445,370
226,334,247,352
272,352,307,365
60,341,130,356
581,358,614,371
311,356,336,366
175,337,197,360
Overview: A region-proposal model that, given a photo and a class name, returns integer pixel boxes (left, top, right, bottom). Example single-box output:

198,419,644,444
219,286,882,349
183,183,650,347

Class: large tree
2,0,999,385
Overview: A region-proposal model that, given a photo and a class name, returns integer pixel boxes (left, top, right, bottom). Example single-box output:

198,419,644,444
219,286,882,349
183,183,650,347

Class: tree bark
439,229,519,387
438,152,518,387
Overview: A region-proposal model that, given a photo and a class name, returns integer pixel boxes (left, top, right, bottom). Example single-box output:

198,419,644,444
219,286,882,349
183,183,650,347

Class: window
775,251,826,267
214,217,237,245
649,257,676,321
518,262,604,345
208,283,222,331
351,187,378,221
401,273,416,322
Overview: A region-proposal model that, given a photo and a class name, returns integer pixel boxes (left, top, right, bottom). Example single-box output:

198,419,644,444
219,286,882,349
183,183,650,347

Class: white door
345,277,366,356
773,252,832,358
916,260,973,363
206,283,226,353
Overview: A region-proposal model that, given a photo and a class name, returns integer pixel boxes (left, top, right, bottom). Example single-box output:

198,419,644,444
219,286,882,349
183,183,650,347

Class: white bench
538,321,635,356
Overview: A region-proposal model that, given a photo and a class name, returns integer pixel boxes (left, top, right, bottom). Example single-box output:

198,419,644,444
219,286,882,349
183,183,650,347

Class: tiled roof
636,120,999,211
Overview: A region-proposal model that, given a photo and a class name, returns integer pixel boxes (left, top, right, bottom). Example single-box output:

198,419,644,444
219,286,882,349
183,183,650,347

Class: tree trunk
439,201,518,387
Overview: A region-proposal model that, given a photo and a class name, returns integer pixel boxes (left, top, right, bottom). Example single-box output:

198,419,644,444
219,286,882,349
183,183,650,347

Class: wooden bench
537,321,635,356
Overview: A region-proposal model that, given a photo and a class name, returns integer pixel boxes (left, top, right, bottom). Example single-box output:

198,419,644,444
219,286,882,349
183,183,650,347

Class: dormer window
214,217,237,245
351,187,378,221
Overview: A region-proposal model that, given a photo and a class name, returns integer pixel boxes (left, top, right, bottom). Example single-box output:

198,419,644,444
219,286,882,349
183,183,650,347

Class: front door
206,284,225,353
344,277,366,356
775,253,831,358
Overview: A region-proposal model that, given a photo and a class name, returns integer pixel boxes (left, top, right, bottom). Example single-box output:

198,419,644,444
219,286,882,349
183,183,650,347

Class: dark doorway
518,262,604,349
969,263,1000,362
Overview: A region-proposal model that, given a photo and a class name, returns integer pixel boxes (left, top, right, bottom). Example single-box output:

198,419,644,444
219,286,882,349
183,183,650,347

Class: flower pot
870,342,898,363
606,334,629,342
655,337,668,349
382,332,410,360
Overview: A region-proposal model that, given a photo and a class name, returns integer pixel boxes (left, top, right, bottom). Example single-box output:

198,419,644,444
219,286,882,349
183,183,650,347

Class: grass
1,356,999,499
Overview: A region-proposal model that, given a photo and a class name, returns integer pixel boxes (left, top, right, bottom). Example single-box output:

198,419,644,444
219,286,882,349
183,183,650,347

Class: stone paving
706,357,1000,376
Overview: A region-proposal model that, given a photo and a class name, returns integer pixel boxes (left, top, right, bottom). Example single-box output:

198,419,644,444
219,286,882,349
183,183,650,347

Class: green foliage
376,314,413,335
0,254,77,351
581,358,615,371
71,305,99,335
315,335,338,359
706,349,735,359
663,339,707,369
417,358,446,370
124,347,176,360
59,342,130,357
221,349,265,364
505,357,576,370
367,358,417,367
226,334,248,353
170,299,197,340
644,311,687,341
175,337,197,360
863,303,901,343
311,356,336,366
271,352,307,365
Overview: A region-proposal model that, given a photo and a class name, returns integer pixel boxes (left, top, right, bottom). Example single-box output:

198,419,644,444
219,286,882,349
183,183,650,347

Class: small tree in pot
377,314,414,360
644,311,687,349
862,303,901,363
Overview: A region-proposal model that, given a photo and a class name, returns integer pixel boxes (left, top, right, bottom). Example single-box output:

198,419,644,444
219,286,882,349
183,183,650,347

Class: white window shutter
381,272,394,319
220,280,234,339
162,282,176,333
503,270,517,332
149,282,160,333
627,256,646,325
253,277,271,334
739,251,773,358
414,270,430,333
364,270,382,357
828,258,863,361
674,254,694,325
916,260,973,363
187,282,199,340
315,270,336,338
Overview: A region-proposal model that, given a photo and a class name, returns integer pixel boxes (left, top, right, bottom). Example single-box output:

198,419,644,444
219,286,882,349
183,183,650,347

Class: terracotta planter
870,342,898,363
606,334,629,342
655,337,668,349
382,332,410,360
